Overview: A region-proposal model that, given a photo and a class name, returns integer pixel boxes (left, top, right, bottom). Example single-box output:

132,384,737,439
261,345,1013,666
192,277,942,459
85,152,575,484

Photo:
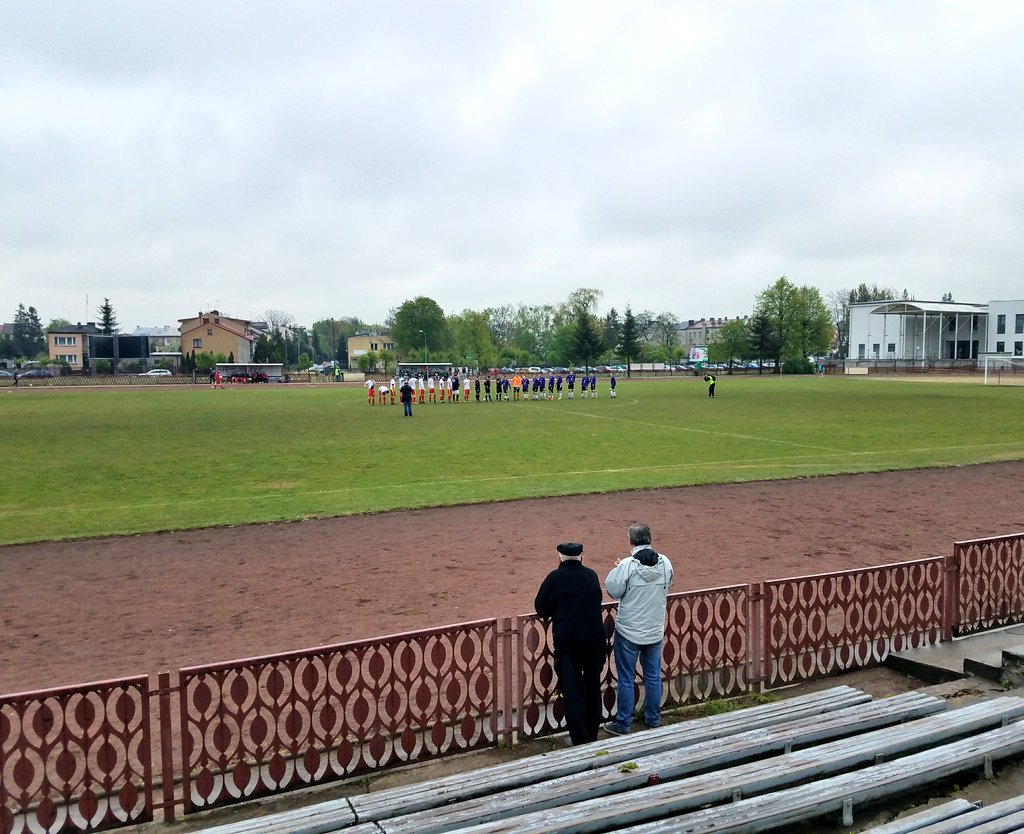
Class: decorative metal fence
0,678,152,834
762,558,946,687
2,532,1023,833
177,620,499,813
951,533,1024,637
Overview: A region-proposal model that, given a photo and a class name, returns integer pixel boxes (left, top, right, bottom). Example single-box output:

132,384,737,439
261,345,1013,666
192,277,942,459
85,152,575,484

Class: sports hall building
848,299,1024,363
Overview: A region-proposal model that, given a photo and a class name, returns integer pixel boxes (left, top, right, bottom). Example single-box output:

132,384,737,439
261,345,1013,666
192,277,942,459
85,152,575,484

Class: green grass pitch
2,376,1022,544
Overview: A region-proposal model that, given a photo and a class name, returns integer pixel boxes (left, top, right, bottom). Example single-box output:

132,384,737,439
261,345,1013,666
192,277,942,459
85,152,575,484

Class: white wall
986,300,1024,356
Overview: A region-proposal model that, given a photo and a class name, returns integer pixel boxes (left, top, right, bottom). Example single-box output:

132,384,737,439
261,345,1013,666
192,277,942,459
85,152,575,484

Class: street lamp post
419,330,427,364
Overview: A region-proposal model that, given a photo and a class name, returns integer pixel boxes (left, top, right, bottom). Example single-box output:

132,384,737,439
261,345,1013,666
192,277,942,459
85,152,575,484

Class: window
887,343,895,354
56,354,77,364
858,344,865,359
54,336,77,346
997,314,1006,334
872,343,880,359
1016,342,1023,357
997,341,1005,353
207,328,213,336
1016,314,1024,334
192,339,203,349
972,315,980,331
947,316,956,331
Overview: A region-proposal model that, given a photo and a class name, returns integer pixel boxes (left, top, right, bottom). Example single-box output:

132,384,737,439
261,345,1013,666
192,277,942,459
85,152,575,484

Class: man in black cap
534,542,608,745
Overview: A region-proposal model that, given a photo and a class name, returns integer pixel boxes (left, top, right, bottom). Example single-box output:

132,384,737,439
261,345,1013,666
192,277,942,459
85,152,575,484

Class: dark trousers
708,383,715,398
554,647,605,745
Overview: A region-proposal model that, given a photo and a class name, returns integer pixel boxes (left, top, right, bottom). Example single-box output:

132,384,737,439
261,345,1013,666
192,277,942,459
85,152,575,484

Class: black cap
556,542,583,557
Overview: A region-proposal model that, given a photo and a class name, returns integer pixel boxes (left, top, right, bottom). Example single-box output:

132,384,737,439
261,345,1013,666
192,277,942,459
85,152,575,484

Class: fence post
157,671,177,822
943,549,960,642
747,583,768,691
497,616,516,746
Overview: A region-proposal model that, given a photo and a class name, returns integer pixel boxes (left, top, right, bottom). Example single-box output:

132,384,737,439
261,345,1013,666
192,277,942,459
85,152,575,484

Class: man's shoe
602,722,630,736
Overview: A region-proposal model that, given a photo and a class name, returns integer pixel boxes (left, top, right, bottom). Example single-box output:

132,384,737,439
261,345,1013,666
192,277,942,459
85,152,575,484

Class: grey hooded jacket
605,545,674,645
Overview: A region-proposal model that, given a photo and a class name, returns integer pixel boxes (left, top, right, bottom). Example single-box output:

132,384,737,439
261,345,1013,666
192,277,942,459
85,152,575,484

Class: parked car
18,369,54,378
139,368,172,376
0,370,12,377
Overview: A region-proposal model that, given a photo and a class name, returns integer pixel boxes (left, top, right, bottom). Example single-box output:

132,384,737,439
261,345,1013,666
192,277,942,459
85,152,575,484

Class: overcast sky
2,1,1022,331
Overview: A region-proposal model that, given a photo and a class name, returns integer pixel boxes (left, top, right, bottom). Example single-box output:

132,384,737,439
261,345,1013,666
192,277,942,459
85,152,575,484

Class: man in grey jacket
603,522,674,734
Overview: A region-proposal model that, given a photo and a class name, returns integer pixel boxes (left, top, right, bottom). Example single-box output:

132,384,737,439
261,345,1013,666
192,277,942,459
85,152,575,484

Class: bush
782,358,815,375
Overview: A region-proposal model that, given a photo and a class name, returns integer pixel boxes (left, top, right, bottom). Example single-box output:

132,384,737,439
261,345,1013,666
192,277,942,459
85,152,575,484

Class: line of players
364,371,618,405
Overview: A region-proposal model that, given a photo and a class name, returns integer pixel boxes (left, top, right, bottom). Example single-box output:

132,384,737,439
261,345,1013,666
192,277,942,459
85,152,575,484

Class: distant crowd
364,370,618,405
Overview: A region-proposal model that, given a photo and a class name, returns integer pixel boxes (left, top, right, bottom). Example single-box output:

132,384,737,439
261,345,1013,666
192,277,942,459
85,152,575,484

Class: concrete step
887,625,1024,684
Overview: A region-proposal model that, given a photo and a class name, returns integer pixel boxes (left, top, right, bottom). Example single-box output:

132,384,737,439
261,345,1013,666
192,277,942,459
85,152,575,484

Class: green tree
378,348,395,375
448,309,498,369
754,278,832,369
652,313,681,366
253,334,278,363
850,283,897,303
312,316,366,366
46,317,71,331
97,298,119,334
603,308,622,353
748,310,781,371
13,305,45,357
792,285,834,360
357,351,378,372
569,308,603,371
555,288,602,326
392,297,448,359
708,319,751,371
618,306,643,376
510,303,555,363
486,305,516,348
194,352,228,372
752,277,802,371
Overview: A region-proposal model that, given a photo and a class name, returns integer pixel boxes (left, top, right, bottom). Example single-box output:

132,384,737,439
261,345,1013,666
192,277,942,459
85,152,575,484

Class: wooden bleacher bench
436,697,1024,834
861,793,1024,833
190,685,870,834
603,721,1024,833
371,690,946,834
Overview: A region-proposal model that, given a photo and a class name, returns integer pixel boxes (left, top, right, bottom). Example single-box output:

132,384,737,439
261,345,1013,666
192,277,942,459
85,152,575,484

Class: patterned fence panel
0,678,152,834
176,620,498,813
954,533,1024,636
764,558,944,687
516,586,749,737
514,607,617,740
663,585,751,703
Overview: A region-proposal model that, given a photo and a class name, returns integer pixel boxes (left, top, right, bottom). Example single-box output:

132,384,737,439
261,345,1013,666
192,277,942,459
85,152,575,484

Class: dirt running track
3,461,1024,695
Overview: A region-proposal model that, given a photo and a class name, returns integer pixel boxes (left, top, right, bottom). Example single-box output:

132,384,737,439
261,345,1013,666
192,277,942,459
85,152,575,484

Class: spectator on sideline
534,542,607,745
603,522,674,735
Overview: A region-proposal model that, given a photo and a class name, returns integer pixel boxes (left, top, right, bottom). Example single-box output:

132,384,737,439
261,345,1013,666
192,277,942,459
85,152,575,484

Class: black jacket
534,560,607,652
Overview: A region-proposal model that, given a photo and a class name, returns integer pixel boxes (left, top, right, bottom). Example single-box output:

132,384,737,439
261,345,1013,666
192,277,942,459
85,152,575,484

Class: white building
848,299,1024,362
